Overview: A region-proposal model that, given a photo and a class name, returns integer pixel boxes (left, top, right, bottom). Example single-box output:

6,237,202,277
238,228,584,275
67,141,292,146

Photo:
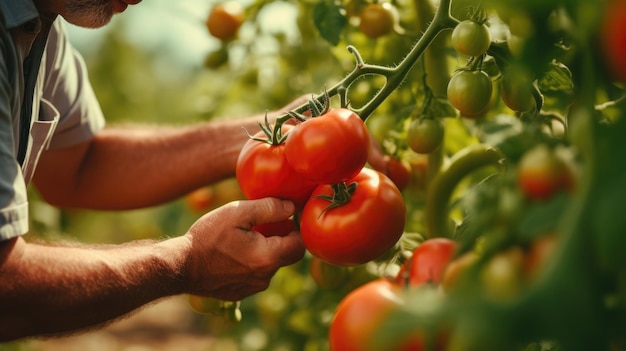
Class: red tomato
600,0,626,83
235,126,317,209
185,186,215,213
396,238,458,287
383,155,412,191
206,2,245,40
330,278,428,351
285,108,370,185
252,218,296,237
300,168,406,266
524,233,558,280
517,145,574,201
358,3,397,39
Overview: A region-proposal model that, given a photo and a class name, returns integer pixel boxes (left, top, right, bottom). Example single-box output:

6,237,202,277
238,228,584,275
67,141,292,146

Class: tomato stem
273,0,458,122
315,182,358,217
425,144,505,238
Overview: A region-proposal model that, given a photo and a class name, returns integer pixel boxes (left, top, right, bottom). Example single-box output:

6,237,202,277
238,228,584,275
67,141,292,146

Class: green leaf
538,61,574,92
313,0,347,46
517,193,569,240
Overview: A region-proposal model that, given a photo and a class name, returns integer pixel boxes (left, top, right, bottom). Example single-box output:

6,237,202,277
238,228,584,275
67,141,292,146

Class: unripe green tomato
501,65,536,112
451,20,492,57
309,257,349,290
447,70,493,118
407,117,445,154
480,247,525,300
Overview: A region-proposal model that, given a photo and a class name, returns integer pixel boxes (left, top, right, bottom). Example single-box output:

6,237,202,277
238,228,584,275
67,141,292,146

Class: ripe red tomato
329,278,428,351
185,186,215,213
396,238,458,287
235,126,317,209
517,145,574,201
285,108,370,185
206,2,245,40
451,20,492,57
300,168,406,266
359,3,396,39
447,70,493,118
524,233,558,280
383,155,412,191
600,0,626,84
252,218,296,237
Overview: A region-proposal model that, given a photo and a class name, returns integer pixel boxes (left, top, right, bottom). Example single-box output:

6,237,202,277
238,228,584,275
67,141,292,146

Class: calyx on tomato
313,181,358,215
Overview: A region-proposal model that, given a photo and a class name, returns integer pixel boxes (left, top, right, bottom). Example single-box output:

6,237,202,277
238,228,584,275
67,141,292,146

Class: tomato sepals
314,181,358,217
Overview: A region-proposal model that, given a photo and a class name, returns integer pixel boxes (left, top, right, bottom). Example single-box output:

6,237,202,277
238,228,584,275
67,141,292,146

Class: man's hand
182,197,305,301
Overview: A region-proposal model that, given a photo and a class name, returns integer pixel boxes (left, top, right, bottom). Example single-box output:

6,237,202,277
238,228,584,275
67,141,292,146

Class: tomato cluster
236,108,407,265
329,238,457,351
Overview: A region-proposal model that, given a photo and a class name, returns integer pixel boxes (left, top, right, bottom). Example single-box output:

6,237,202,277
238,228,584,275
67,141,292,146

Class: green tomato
407,117,445,154
451,20,492,57
447,70,493,118
501,65,536,112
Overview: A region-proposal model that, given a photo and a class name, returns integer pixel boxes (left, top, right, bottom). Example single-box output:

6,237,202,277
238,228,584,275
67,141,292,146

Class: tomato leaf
517,193,569,240
477,114,538,162
538,61,574,92
313,0,347,46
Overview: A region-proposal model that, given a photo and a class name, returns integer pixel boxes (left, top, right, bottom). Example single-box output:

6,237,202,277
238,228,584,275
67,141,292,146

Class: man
0,0,308,341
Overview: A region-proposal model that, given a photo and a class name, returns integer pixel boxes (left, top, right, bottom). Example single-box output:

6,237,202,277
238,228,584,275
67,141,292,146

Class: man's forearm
35,117,260,210
0,236,190,342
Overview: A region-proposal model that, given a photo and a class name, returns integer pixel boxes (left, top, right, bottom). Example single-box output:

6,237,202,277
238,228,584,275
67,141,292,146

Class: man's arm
32,96,308,210
0,197,305,342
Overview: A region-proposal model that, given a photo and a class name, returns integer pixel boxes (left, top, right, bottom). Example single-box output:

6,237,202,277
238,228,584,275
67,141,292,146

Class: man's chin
62,13,113,29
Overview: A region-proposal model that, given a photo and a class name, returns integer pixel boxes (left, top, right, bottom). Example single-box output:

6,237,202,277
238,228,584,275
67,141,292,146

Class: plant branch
276,0,459,123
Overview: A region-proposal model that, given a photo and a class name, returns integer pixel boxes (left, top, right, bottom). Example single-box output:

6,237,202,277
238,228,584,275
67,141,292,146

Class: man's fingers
265,230,306,267
235,197,296,229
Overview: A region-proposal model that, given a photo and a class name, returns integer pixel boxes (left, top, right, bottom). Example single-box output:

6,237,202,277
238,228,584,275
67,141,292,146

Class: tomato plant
329,278,428,351
447,69,493,118
235,126,317,209
285,108,370,185
206,2,245,41
358,3,396,39
517,145,574,201
407,117,445,154
451,20,491,57
396,238,458,287
300,167,406,266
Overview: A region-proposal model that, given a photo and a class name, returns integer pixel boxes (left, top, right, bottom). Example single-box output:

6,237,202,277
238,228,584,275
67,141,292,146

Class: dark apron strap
16,22,50,166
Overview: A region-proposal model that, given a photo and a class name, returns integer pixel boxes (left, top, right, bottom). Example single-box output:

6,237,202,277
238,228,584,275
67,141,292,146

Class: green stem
278,0,458,122
425,144,505,238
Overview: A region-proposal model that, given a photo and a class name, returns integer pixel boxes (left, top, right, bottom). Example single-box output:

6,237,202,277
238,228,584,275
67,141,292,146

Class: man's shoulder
0,0,39,29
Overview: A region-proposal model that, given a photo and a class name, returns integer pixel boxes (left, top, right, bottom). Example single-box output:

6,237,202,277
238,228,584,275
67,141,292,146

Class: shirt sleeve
0,28,28,241
41,20,105,150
